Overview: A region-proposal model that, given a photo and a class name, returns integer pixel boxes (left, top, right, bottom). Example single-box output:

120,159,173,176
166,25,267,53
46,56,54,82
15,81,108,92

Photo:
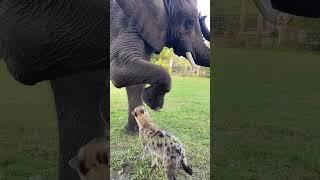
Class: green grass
213,48,320,180
110,77,210,179
0,62,210,180
0,61,58,180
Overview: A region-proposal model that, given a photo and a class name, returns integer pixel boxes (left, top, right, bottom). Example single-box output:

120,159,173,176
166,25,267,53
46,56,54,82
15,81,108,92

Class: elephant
199,13,210,42
270,0,320,18
110,0,211,133
254,0,320,25
0,0,108,180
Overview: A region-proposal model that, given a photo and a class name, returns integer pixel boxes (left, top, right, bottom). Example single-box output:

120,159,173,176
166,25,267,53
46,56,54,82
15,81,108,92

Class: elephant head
115,0,210,67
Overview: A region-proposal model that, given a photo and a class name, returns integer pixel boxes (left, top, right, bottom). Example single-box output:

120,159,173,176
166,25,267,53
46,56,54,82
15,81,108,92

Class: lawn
110,77,210,179
0,63,210,180
0,61,58,180
213,48,320,180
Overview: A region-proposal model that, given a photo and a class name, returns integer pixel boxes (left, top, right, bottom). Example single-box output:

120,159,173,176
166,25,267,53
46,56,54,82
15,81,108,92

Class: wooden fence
212,14,320,50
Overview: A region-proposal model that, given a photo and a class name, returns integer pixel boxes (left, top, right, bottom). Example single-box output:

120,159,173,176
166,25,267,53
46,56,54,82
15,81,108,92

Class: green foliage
151,47,210,77
151,47,174,72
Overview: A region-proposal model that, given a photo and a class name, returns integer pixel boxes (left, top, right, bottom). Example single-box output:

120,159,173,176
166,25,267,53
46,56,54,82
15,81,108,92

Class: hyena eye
134,112,138,117
140,109,144,114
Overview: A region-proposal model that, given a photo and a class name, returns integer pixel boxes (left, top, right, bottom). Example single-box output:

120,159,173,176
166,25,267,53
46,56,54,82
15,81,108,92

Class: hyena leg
141,143,150,159
142,147,148,159
151,155,158,168
164,159,177,180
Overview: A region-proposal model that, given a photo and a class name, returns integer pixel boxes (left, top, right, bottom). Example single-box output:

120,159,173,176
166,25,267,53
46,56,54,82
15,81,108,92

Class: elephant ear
116,0,168,52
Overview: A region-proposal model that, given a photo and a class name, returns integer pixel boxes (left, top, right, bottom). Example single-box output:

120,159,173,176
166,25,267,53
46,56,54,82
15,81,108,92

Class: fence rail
212,14,320,50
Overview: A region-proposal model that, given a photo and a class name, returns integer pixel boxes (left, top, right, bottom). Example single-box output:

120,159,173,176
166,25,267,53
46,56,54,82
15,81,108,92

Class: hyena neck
140,118,157,132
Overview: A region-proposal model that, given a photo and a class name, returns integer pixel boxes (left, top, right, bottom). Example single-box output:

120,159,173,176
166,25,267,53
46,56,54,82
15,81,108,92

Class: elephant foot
142,86,166,111
124,123,139,135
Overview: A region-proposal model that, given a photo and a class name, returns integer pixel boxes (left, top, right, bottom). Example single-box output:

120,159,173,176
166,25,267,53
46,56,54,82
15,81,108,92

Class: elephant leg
110,60,171,110
125,84,144,134
50,68,108,180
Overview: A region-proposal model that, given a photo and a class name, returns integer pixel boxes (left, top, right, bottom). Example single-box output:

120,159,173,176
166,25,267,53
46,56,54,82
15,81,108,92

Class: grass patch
110,77,210,179
0,62,58,180
0,61,210,179
213,48,320,180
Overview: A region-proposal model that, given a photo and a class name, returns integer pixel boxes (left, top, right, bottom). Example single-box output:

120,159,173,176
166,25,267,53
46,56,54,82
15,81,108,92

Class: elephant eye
184,18,195,30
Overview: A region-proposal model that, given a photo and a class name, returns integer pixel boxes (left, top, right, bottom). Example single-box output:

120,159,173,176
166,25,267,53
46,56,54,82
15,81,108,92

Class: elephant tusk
204,40,210,48
186,52,200,72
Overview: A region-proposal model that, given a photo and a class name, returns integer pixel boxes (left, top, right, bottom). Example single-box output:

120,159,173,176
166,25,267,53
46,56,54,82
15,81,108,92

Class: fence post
239,0,247,34
256,12,263,47
278,25,289,47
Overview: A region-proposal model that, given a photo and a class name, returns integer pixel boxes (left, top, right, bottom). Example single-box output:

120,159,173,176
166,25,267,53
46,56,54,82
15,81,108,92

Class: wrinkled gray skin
253,0,292,25
111,0,211,133
0,1,108,180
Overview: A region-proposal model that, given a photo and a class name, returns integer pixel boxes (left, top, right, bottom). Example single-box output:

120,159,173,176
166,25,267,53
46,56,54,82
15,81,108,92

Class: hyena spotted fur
132,105,193,180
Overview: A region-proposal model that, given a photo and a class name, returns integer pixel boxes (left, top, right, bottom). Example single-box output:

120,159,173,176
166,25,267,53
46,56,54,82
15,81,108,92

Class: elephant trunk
199,14,210,42
253,0,291,25
193,40,210,67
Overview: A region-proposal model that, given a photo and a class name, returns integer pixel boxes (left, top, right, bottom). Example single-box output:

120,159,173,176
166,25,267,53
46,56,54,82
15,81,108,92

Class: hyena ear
69,155,80,171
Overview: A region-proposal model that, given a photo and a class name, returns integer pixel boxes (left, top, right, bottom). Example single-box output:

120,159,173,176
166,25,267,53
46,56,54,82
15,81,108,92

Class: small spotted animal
69,138,109,180
132,105,193,180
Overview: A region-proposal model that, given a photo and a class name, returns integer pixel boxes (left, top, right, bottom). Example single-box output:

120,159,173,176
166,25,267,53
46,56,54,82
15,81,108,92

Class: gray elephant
0,1,108,180
110,0,211,133
254,0,320,25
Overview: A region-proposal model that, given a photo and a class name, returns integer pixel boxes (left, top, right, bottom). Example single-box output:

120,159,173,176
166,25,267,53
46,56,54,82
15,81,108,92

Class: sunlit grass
110,77,210,179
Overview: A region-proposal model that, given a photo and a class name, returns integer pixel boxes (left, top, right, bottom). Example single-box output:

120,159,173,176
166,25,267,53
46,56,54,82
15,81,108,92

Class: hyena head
69,138,109,180
132,105,150,128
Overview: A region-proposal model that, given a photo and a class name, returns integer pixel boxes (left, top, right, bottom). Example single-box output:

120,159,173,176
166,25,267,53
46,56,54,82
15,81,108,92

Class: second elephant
110,0,211,133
